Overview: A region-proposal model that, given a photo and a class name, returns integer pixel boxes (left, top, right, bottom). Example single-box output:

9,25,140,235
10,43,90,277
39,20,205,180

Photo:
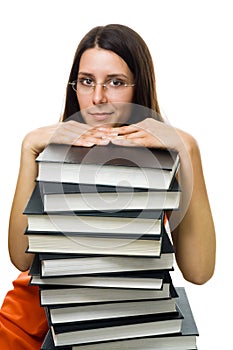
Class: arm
109,119,216,284
8,121,110,271
169,133,216,284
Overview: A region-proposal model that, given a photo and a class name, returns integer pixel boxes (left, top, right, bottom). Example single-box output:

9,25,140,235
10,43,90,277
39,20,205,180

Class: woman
0,24,216,349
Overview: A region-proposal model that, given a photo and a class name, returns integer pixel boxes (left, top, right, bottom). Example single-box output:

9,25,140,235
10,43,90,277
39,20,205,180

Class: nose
92,84,108,105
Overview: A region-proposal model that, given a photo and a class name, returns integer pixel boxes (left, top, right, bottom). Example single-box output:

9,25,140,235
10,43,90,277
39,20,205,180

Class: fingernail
97,127,107,131
111,138,123,144
99,138,110,145
109,132,118,137
83,142,94,147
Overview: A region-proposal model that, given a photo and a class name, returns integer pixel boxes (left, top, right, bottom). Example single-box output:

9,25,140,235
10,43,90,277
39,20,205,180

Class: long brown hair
62,24,162,123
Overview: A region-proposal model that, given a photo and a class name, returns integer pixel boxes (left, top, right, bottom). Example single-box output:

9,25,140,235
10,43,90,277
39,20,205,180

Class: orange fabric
0,271,48,350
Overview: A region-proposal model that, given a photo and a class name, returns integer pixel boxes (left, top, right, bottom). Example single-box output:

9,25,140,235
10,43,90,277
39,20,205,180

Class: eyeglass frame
68,79,135,94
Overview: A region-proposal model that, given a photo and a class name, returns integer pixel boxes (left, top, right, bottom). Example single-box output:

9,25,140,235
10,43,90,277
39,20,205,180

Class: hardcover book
36,144,180,190
24,184,164,237
41,179,181,212
50,310,183,347
41,288,198,350
39,274,177,306
46,297,177,326
28,230,174,277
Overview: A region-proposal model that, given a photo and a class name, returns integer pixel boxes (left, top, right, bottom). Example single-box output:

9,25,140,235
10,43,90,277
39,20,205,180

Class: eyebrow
78,72,130,80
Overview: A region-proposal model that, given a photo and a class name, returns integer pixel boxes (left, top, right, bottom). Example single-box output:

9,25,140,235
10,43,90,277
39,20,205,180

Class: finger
53,124,107,144
62,120,92,135
111,136,144,147
74,140,95,147
88,129,115,138
122,130,146,139
74,134,111,146
94,127,119,138
108,124,140,135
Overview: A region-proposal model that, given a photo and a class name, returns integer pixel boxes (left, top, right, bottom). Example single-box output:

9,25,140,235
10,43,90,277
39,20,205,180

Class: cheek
77,93,90,110
123,104,133,120
112,102,133,124
118,90,134,104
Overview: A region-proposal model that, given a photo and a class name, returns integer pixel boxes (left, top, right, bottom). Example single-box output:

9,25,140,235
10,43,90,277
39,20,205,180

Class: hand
106,118,195,154
108,118,187,151
22,120,115,157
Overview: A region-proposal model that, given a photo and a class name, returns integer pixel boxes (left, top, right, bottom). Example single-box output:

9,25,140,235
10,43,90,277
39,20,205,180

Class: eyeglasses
69,78,135,95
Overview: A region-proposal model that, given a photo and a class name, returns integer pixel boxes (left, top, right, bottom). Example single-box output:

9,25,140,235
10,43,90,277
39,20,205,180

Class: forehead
79,48,132,77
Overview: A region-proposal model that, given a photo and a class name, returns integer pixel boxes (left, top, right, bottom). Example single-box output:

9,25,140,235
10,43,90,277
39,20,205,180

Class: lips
88,112,114,121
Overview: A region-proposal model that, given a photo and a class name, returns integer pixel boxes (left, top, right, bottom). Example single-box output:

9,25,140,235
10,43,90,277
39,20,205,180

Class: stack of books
24,143,199,349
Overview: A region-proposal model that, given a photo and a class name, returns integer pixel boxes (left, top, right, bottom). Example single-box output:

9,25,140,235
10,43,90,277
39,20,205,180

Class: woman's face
76,48,135,127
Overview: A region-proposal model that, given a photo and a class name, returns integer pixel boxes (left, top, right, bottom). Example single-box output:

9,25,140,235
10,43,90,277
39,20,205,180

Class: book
36,143,180,190
28,230,174,277
25,184,166,256
41,179,181,212
24,184,164,236
50,310,183,347
46,297,177,326
30,269,169,290
25,211,162,236
26,230,164,256
41,287,198,350
42,330,198,350
39,274,177,306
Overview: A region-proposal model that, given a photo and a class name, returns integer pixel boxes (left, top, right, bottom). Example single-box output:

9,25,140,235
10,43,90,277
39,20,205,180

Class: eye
108,79,126,87
78,77,94,87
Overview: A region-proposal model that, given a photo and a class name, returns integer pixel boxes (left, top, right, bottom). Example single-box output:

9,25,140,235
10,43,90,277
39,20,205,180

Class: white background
0,1,232,348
